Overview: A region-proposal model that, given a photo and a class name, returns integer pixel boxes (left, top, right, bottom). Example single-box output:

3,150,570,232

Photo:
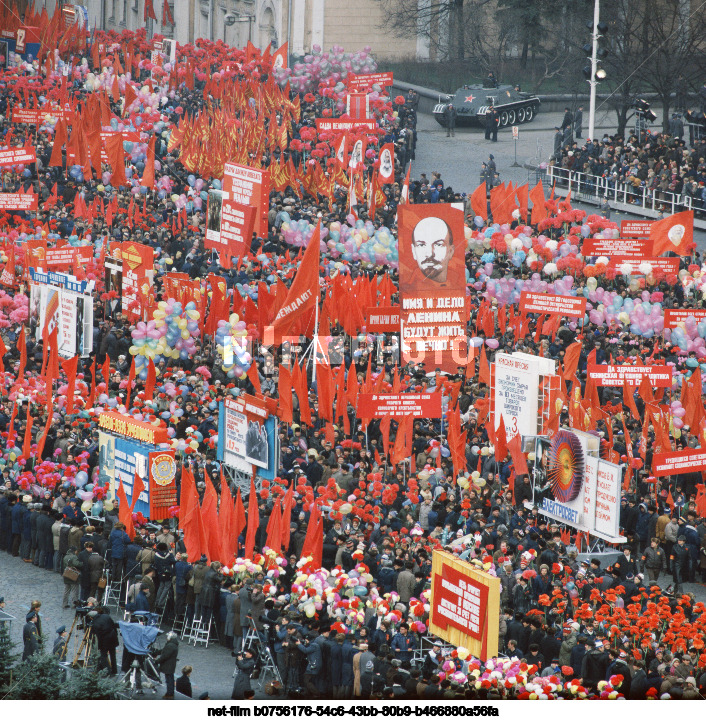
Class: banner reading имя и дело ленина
398,204,469,374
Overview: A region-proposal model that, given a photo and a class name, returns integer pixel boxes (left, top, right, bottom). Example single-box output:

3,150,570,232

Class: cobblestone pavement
0,552,240,700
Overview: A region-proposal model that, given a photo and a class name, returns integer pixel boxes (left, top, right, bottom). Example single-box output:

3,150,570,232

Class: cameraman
297,632,322,698
92,606,120,675
231,647,256,700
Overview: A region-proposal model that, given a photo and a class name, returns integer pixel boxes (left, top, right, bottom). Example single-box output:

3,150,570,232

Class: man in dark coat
92,606,120,674
231,648,256,699
581,639,609,690
156,631,179,699
443,103,457,137
22,611,39,661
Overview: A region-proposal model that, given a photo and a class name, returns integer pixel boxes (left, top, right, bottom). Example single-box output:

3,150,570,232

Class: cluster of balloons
215,313,252,379
484,274,578,305
130,298,202,377
280,213,399,268
272,45,377,95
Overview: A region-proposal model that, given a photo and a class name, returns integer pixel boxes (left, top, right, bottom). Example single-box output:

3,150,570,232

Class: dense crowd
0,11,705,702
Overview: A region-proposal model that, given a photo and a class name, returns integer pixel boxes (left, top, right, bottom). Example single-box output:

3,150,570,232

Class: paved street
411,106,706,250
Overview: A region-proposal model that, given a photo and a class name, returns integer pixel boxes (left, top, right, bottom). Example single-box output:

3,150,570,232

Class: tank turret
433,84,540,128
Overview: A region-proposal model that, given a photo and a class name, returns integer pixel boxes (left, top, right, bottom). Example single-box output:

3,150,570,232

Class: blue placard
114,437,151,518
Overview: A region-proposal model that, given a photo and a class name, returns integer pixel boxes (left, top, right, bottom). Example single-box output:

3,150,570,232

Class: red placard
430,562,489,642
582,238,652,256
608,256,679,275
205,197,255,259
98,410,169,444
653,448,706,477
347,72,394,91
222,163,270,240
357,393,442,418
365,306,400,332
519,291,586,318
315,118,378,133
148,450,177,519
119,241,154,321
0,146,36,166
398,204,469,373
0,193,38,210
621,220,653,238
587,363,673,387
664,309,706,328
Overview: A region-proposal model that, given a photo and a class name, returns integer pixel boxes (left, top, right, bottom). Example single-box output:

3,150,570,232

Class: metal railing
546,164,694,217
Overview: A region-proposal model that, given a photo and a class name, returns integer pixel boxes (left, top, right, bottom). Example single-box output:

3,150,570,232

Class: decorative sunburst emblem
548,430,584,503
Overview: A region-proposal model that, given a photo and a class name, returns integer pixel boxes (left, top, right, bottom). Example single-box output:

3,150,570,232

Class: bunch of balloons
130,298,201,378
272,45,377,95
215,313,252,379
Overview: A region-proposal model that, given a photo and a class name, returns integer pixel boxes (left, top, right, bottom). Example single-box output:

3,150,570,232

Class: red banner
582,238,652,256
398,204,469,373
45,246,93,270
0,193,38,210
222,162,270,240
587,363,673,387
365,306,400,332
607,256,679,275
664,309,706,328
148,450,178,519
653,448,706,477
357,393,442,418
0,146,36,166
430,562,489,642
12,106,74,124
620,220,652,238
519,291,586,318
347,72,394,91
315,118,378,133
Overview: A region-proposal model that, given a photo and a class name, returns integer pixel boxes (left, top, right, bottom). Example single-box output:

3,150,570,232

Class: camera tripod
62,609,95,667
120,655,161,697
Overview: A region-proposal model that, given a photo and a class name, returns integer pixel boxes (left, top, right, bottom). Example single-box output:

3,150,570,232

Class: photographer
156,631,179,699
231,648,256,700
297,632,323,698
92,606,120,675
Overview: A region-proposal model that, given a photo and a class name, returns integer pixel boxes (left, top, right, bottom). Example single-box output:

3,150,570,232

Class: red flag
507,433,529,476
494,414,508,461
104,133,127,186
162,0,174,24
102,355,111,388
201,480,222,563
144,0,157,21
478,344,490,385
650,210,694,256
116,479,136,540
17,325,26,382
219,473,237,565
141,134,156,189
61,355,78,414
179,465,207,562
125,355,136,409
622,378,640,420
300,503,321,563
265,498,282,552
292,361,312,426
280,483,294,551
470,182,487,220
234,488,246,553
562,341,582,381
21,405,33,460
272,223,320,336
246,361,261,395
529,181,547,224
144,358,156,401
278,366,294,424
244,476,259,559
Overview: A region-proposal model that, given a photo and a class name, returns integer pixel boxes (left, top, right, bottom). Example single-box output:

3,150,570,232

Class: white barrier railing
545,164,693,217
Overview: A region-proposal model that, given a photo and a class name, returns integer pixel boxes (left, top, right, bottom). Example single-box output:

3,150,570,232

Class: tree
4,653,63,699
61,662,126,700
0,622,19,691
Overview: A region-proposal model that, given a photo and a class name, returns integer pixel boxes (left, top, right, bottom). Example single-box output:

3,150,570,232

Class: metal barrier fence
546,164,694,217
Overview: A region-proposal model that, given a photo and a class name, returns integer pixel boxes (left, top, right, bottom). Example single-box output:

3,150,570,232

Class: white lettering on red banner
0,146,36,166
620,220,653,238
347,72,394,91
519,291,586,318
357,393,442,418
653,449,706,477
582,238,651,256
587,363,673,387
0,193,38,210
315,118,378,133
664,309,706,328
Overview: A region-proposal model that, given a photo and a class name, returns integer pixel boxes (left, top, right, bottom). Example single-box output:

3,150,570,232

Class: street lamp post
587,0,600,142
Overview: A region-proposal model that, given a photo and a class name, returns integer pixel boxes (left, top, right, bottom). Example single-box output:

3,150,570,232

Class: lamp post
587,0,600,142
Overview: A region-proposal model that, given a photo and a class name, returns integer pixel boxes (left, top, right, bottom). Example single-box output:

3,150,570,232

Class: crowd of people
0,11,704,703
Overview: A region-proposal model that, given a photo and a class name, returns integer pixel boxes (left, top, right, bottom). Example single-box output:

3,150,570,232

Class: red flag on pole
234,488,246,553
144,358,156,401
116,479,136,540
219,473,237,566
201,480,222,563
244,476,259,558
265,498,282,552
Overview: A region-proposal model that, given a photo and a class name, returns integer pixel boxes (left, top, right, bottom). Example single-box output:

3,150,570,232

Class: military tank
433,83,540,128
